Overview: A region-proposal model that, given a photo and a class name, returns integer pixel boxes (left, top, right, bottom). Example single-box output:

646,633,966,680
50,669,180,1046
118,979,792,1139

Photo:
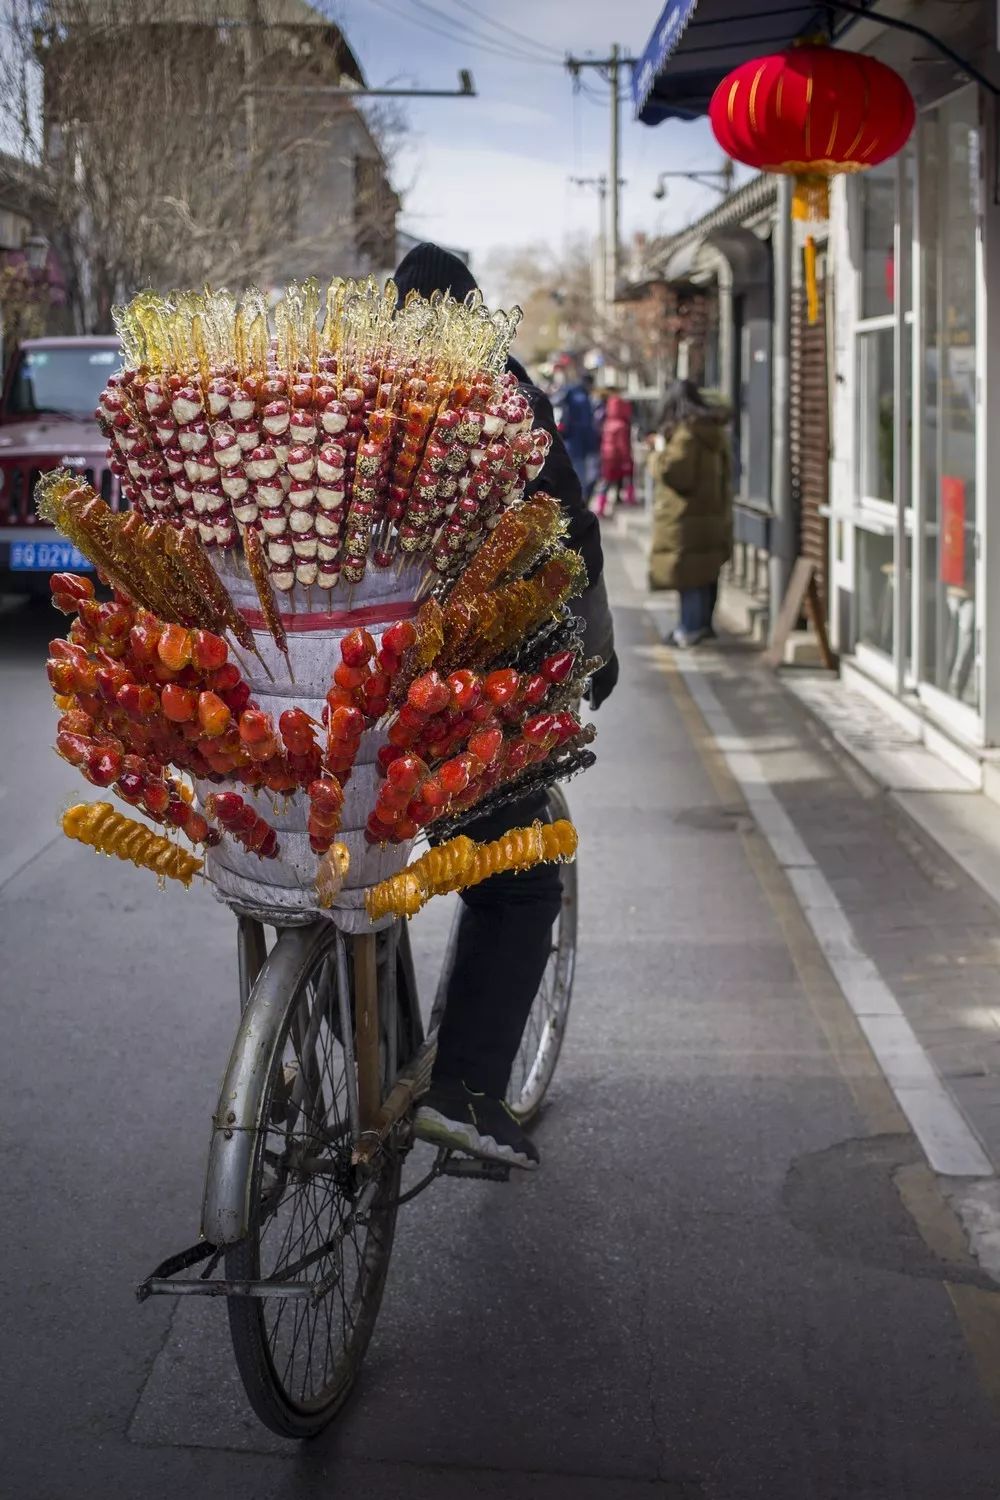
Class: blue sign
632,0,700,116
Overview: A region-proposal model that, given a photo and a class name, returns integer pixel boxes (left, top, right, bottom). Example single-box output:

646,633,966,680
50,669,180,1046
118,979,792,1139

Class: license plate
9,540,94,572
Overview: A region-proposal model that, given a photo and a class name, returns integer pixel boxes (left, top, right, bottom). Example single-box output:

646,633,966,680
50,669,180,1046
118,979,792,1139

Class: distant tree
486,232,676,388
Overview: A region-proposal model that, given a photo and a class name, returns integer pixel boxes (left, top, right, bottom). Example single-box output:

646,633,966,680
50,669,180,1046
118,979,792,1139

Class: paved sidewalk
613,513,1000,1233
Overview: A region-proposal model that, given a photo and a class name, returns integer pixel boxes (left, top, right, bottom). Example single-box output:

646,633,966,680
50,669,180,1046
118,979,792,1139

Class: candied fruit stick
366,869,425,922
119,514,190,621
37,477,136,600
407,834,476,895
61,801,203,887
474,554,587,665
315,841,351,909
364,819,578,921
499,494,567,585
166,525,272,677
387,598,444,710
244,525,294,681
469,822,545,880
445,506,531,611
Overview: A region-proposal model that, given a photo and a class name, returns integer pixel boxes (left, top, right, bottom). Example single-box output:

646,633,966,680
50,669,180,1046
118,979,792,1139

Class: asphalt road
5,538,1000,1499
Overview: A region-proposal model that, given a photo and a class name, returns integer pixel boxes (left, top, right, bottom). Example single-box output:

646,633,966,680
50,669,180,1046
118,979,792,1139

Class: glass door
917,88,981,715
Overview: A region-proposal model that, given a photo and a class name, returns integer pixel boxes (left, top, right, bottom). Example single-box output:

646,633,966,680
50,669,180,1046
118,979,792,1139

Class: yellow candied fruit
62,801,203,887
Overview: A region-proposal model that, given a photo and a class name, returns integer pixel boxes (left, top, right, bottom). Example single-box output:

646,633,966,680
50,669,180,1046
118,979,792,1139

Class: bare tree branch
0,0,401,331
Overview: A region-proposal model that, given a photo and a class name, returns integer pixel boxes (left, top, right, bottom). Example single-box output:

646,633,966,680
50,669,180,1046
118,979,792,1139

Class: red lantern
709,44,914,320
710,45,914,214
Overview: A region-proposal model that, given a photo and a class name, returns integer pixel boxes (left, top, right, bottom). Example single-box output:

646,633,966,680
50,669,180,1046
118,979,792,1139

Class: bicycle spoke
228,927,404,1429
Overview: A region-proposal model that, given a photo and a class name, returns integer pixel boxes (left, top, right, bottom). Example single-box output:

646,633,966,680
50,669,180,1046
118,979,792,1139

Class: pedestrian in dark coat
648,379,732,646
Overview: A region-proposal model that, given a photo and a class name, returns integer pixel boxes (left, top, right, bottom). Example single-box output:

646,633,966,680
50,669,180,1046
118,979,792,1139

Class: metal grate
2,461,118,523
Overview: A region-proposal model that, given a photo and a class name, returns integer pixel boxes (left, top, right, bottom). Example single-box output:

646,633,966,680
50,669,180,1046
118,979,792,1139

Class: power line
409,0,555,65
440,0,564,60
377,0,558,66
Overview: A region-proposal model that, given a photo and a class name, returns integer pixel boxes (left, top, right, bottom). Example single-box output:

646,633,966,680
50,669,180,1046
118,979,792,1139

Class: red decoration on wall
940,476,966,588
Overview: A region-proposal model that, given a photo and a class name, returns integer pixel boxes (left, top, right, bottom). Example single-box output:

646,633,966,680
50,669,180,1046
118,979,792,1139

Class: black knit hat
393,241,478,304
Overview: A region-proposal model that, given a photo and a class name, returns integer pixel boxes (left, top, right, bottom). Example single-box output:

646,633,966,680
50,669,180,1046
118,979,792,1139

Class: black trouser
431,789,563,1098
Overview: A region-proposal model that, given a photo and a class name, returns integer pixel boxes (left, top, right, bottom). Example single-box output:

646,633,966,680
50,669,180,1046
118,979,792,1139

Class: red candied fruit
86,744,123,787
340,627,376,668
143,781,171,816
129,620,162,665
116,770,145,804
157,624,192,671
523,713,557,745
483,668,519,706
161,683,196,722
191,630,229,672
468,727,503,766
521,673,549,707
198,691,231,737
447,670,481,711
386,753,427,793
50,572,95,605
381,619,416,656
329,704,365,741
407,671,450,716
238,709,272,745
541,650,576,684
210,662,241,693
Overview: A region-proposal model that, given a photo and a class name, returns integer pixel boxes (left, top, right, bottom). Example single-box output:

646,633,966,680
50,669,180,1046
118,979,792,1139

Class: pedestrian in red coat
594,393,635,514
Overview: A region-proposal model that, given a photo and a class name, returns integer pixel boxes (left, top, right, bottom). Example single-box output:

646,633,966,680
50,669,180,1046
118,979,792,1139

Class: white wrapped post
197,554,426,931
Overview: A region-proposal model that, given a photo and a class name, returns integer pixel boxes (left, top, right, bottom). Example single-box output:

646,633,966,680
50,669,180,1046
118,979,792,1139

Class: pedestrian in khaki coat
648,380,732,647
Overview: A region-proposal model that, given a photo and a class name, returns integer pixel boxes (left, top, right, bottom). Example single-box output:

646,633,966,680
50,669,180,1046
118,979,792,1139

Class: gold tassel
791,173,829,222
803,235,819,326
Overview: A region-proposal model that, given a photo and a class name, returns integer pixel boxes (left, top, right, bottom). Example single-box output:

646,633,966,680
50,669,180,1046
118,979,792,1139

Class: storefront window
858,327,894,502
859,160,897,320
857,528,896,655
918,89,980,711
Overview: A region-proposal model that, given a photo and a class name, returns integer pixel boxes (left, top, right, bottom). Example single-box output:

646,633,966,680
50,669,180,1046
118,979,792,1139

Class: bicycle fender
201,921,337,1245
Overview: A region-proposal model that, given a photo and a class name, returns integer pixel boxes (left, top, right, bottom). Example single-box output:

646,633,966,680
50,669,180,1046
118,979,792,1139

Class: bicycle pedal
437,1151,512,1182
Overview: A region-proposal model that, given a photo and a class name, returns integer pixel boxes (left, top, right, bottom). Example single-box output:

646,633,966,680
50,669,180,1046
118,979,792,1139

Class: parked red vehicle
0,335,121,596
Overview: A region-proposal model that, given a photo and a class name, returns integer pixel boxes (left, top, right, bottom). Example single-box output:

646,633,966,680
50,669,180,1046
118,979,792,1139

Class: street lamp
24,233,49,274
653,163,735,200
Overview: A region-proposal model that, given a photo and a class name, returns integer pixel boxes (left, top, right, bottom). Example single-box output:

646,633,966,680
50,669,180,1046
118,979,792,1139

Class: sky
334,0,740,295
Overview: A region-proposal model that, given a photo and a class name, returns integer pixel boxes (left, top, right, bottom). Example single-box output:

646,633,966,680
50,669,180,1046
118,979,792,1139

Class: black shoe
414,1079,540,1170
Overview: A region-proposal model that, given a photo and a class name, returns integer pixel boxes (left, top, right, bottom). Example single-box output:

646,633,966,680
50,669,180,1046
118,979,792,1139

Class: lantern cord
826,3,1000,100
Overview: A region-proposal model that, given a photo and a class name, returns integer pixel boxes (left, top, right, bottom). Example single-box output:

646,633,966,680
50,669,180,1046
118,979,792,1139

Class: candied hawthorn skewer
205,791,279,859
307,776,345,854
365,819,578,921
243,524,294,682
62,801,204,887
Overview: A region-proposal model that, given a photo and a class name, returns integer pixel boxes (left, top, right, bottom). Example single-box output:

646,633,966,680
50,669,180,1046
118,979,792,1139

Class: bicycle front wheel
225,924,403,1439
505,784,578,1122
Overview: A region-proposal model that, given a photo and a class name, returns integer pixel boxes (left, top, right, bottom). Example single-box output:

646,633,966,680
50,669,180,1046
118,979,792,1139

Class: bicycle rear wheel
505,784,577,1121
226,924,404,1439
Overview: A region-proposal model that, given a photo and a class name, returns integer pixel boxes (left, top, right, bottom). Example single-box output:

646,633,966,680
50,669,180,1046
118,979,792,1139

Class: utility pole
569,174,607,310
608,43,620,305
565,49,635,303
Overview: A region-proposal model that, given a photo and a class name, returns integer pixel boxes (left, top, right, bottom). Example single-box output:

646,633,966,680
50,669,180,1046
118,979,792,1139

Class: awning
632,0,845,124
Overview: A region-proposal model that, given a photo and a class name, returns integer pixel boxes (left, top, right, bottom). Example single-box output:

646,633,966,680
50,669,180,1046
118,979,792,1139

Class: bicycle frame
201,915,426,1247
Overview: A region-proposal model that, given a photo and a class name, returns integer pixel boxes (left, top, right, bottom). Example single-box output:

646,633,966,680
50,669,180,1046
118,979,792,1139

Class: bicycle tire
504,784,578,1122
226,924,406,1439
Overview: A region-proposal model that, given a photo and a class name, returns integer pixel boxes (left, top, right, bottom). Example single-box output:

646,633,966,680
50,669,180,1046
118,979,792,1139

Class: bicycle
136,784,577,1439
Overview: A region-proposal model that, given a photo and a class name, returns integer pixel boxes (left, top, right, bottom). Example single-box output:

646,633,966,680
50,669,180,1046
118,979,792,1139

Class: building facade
827,3,1000,748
